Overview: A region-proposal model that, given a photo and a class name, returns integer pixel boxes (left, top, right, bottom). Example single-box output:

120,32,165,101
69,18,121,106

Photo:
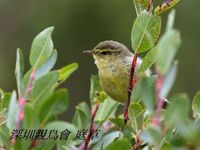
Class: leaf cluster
1,0,200,150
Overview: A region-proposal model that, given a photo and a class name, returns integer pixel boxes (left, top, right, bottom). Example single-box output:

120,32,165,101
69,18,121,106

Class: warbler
84,40,150,103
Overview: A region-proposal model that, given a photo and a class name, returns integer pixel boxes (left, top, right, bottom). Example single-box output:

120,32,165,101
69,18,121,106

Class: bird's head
83,40,131,64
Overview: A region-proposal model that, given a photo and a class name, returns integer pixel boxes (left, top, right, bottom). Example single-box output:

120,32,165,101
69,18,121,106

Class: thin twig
124,53,138,124
147,0,156,12
152,73,164,126
78,103,99,150
131,132,142,150
16,69,36,129
29,140,39,149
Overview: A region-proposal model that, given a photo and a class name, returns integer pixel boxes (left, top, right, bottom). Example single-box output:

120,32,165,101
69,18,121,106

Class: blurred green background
0,0,199,119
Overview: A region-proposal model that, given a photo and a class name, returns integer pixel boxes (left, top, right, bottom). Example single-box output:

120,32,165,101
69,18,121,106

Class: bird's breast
98,61,129,103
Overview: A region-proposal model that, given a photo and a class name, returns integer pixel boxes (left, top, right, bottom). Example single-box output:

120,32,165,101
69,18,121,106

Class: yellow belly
99,66,129,103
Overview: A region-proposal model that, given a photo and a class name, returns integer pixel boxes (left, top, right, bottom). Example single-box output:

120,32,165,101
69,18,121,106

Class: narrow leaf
166,10,176,31
58,63,78,84
160,61,178,98
6,91,18,130
15,48,24,98
192,91,200,118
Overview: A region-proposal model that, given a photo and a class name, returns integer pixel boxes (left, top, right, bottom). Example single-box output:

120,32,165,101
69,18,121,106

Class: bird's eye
100,51,110,55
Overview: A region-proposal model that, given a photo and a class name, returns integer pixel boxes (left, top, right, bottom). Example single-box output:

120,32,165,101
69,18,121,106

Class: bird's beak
83,50,96,55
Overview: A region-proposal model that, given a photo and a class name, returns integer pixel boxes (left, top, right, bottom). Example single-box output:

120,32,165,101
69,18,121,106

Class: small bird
84,40,150,103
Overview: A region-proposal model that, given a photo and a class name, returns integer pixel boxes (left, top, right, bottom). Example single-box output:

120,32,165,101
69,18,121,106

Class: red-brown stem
83,103,99,150
132,133,142,150
124,53,138,124
147,0,156,12
16,70,36,129
29,140,39,149
152,73,164,126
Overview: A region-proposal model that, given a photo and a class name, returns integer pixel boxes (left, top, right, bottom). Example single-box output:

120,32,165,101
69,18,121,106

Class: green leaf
131,11,161,52
154,0,180,15
0,124,10,149
0,89,4,111
141,127,162,145
72,102,90,129
106,138,130,150
90,75,102,101
161,143,172,150
132,76,156,112
0,89,4,100
156,29,181,75
1,92,11,109
44,121,78,148
29,71,59,103
15,48,24,98
23,50,57,93
129,102,144,117
38,89,69,124
192,91,200,118
45,121,78,138
110,117,125,129
29,27,54,67
58,63,78,84
133,0,149,16
6,91,18,130
139,46,158,75
90,75,101,100
95,98,119,123
23,103,39,129
91,131,121,150
90,75,107,103
143,109,154,128
36,49,57,79
175,122,200,147
164,94,190,129
128,102,144,132
166,10,176,31
160,61,178,98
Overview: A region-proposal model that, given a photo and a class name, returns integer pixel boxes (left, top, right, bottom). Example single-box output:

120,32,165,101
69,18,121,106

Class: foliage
1,0,200,150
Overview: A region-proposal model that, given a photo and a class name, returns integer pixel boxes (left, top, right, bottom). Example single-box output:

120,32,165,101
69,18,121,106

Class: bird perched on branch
84,40,150,103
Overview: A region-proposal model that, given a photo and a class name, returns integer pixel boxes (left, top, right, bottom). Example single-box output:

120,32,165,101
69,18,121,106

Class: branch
78,103,99,150
132,133,142,150
124,53,138,124
147,0,156,12
16,69,36,129
152,72,164,126
29,140,39,149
